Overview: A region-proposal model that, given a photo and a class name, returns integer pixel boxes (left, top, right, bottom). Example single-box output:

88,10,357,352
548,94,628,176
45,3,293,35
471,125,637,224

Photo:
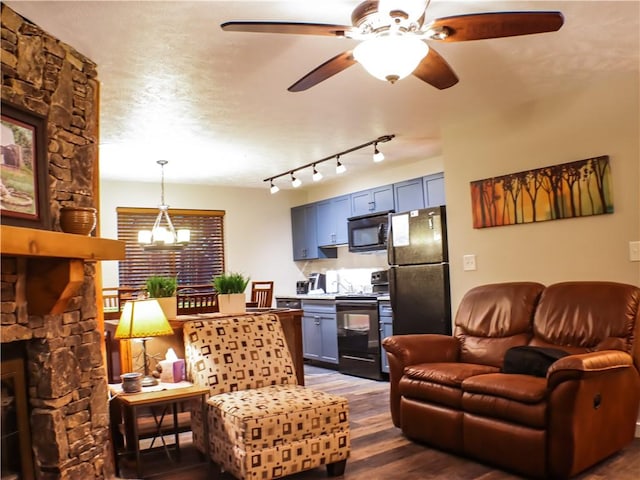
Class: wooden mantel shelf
1,225,125,315
0,225,125,260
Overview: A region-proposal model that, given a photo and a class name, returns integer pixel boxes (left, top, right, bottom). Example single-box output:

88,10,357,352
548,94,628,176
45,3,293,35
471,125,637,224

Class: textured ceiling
6,1,639,190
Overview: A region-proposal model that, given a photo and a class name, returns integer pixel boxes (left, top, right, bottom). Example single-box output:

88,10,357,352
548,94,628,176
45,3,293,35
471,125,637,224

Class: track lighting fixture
373,142,385,162
312,164,323,182
263,134,394,193
291,173,302,188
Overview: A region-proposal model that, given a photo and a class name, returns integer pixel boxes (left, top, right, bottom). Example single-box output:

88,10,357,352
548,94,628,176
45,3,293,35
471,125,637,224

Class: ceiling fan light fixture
336,156,346,174
378,0,428,22
353,34,428,83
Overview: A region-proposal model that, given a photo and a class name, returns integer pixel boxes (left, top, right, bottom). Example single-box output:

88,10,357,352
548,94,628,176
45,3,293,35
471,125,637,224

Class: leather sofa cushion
532,282,640,361
463,373,547,404
462,373,548,428
400,363,499,409
454,282,545,368
405,362,499,388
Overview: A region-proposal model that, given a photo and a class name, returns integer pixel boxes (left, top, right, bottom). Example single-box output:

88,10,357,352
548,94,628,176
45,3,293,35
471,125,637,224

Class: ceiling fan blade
428,11,564,41
412,47,459,90
221,21,354,37
288,51,357,92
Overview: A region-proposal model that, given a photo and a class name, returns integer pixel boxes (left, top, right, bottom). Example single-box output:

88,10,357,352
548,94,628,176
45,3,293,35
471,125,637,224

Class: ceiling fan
221,0,564,92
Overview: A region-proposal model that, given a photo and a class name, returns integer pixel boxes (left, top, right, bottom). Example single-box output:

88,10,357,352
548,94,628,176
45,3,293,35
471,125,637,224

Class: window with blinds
116,207,225,288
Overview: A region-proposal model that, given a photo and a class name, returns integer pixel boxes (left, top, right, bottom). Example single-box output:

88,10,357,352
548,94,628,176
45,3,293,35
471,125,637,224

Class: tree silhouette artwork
470,155,613,229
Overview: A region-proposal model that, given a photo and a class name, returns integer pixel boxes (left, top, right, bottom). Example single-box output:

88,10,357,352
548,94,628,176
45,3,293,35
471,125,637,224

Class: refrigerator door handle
389,269,397,315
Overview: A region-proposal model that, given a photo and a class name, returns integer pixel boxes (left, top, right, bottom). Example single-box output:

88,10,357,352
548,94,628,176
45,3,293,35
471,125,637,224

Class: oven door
336,299,382,380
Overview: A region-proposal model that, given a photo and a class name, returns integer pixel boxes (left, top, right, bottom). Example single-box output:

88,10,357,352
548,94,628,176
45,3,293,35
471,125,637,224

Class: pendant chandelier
137,160,190,251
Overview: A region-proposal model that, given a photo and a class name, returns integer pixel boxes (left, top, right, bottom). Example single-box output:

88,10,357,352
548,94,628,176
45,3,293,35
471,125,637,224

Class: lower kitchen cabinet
379,300,393,374
301,300,338,365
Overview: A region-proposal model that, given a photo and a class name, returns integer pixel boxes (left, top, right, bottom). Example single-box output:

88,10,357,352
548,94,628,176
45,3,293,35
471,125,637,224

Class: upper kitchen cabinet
393,177,425,213
423,172,445,207
316,195,351,247
291,204,337,261
351,185,394,216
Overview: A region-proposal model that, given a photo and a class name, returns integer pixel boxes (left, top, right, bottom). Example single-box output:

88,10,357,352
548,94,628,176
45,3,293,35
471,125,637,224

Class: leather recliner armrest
382,334,460,366
382,334,460,428
547,350,635,389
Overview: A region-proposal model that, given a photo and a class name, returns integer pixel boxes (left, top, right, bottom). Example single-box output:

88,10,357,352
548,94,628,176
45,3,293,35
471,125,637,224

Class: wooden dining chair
250,281,274,308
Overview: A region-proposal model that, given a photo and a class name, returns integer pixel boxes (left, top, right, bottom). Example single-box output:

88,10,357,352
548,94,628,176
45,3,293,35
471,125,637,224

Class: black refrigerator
387,206,452,336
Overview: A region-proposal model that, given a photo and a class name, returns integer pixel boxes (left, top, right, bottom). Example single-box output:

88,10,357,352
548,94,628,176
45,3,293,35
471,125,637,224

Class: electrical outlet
463,254,477,271
630,241,640,262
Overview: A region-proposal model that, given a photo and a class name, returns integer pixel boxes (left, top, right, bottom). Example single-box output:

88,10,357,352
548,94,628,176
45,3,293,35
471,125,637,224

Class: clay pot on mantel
59,206,97,236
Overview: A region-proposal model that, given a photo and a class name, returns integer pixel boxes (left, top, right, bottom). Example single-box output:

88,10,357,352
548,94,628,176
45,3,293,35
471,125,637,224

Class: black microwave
347,210,393,253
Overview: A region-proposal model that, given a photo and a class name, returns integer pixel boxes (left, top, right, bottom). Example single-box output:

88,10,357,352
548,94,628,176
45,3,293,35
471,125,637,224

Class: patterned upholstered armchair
183,314,350,479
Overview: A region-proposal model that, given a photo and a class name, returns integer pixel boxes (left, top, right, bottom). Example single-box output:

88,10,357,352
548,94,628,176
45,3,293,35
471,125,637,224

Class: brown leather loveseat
382,281,640,479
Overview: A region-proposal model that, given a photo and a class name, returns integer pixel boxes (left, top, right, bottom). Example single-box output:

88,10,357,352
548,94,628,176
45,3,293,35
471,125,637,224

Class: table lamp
114,298,174,387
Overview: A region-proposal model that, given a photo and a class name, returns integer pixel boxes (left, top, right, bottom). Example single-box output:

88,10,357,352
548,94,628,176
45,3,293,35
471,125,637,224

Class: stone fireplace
1,256,112,480
1,5,123,479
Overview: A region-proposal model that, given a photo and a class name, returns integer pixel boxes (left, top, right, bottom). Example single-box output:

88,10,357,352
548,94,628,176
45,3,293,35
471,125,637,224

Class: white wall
443,73,640,311
99,180,307,297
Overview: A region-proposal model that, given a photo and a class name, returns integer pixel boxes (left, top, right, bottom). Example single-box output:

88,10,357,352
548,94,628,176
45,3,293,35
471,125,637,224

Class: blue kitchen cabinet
291,204,316,261
291,204,338,261
393,177,425,213
350,184,394,216
316,195,351,246
423,172,445,207
302,300,338,364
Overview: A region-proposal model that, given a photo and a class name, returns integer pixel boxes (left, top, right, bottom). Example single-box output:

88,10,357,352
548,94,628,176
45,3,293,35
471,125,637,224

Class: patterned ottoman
184,314,350,479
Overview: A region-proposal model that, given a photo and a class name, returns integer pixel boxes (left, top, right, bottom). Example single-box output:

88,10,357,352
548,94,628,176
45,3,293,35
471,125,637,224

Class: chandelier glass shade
138,160,190,251
353,34,429,83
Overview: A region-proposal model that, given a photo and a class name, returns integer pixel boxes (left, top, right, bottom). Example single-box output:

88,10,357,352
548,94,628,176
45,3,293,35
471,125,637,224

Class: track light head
270,179,279,194
291,172,302,188
336,155,346,174
312,164,323,182
373,142,385,162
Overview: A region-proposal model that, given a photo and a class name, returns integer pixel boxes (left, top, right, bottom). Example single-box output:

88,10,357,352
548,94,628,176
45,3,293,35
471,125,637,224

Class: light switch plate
630,241,640,262
463,254,477,271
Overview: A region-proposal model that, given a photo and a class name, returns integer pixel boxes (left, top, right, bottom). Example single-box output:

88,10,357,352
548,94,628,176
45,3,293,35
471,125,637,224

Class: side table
109,382,209,479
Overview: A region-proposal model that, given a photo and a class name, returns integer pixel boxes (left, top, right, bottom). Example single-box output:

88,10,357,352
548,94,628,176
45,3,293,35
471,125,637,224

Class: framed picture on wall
0,102,50,230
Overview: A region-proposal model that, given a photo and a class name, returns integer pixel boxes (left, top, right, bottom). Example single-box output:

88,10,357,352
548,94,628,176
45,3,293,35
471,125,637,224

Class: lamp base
141,375,159,387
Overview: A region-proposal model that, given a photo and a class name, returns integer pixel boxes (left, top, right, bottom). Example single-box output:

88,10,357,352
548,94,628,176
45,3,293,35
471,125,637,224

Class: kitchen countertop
276,294,390,301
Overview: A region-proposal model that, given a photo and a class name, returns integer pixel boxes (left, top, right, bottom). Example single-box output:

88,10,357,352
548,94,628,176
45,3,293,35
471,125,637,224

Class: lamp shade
114,299,174,339
354,35,428,83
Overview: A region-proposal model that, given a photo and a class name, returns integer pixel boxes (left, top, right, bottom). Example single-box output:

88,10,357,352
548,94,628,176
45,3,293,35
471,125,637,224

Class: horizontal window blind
116,207,225,288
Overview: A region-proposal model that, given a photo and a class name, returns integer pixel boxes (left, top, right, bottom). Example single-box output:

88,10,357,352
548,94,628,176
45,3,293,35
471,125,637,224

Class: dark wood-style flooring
117,365,640,480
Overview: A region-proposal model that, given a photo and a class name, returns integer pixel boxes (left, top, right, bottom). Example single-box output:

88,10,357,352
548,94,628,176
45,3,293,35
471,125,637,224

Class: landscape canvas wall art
470,155,613,229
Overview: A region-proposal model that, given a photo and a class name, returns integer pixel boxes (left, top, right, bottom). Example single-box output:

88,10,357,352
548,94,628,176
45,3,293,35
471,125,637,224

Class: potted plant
212,272,250,314
145,275,178,319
